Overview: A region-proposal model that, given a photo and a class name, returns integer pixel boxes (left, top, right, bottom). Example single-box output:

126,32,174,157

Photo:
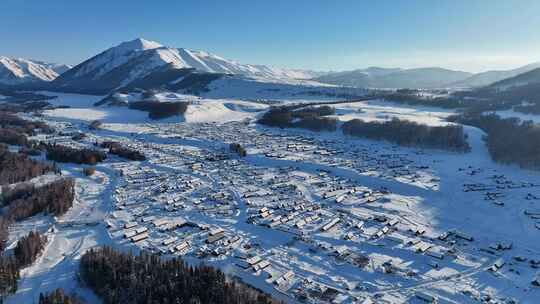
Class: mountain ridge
489,66,540,89
314,67,472,89
4,38,540,93
0,56,71,85
51,38,326,95
451,62,540,88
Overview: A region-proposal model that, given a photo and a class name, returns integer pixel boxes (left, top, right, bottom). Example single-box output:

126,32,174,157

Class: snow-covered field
5,164,115,303
5,92,540,303
41,92,269,125
202,76,364,100
184,99,267,123
330,99,456,126
42,91,167,123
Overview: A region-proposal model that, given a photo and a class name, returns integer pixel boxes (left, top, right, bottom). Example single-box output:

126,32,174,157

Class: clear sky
1,0,539,72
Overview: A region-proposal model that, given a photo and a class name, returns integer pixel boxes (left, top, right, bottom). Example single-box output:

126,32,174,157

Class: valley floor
5,93,540,304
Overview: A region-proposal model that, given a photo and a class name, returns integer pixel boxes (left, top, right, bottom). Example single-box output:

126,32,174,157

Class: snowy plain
4,90,540,304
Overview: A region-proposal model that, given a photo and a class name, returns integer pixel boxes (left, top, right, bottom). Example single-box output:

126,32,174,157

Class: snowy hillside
52,38,327,95
0,56,70,85
452,62,540,88
490,66,540,90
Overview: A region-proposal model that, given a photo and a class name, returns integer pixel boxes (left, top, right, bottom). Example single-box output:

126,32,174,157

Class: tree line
13,231,47,268
2,178,75,222
0,110,78,300
449,84,540,115
99,141,146,161
258,106,338,132
0,253,18,297
0,101,52,113
44,143,107,165
39,288,84,304
0,144,57,185
294,116,338,132
291,105,335,118
0,127,29,146
258,106,470,151
0,112,52,134
0,218,8,253
0,178,73,298
0,230,47,299
449,112,540,169
128,101,188,120
80,246,282,304
341,118,470,151
384,91,472,109
0,111,51,148
1,178,74,251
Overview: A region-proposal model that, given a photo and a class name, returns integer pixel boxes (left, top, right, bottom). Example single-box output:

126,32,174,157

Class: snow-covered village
1,2,540,304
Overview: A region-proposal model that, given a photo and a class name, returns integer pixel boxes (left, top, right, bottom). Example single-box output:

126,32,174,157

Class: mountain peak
116,38,163,52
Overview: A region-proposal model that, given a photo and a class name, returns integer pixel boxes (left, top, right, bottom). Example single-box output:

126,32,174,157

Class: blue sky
1,0,539,72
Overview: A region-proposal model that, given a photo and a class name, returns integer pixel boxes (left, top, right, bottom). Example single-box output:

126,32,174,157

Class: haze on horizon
1,0,539,73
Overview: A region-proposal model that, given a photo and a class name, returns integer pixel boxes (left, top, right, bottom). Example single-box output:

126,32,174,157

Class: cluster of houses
461,171,540,228
49,118,540,304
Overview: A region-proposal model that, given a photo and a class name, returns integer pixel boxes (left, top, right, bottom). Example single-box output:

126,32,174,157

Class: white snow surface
330,99,456,126
111,92,200,105
184,99,266,123
41,91,267,124
6,91,540,304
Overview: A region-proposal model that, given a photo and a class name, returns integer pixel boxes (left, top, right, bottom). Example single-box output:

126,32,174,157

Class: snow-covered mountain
52,38,325,94
489,66,540,90
315,67,472,89
0,56,70,85
451,62,540,88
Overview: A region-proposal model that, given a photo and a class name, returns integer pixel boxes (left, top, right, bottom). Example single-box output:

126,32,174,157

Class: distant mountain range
314,67,471,89
0,56,70,85
314,63,540,89
2,38,540,94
